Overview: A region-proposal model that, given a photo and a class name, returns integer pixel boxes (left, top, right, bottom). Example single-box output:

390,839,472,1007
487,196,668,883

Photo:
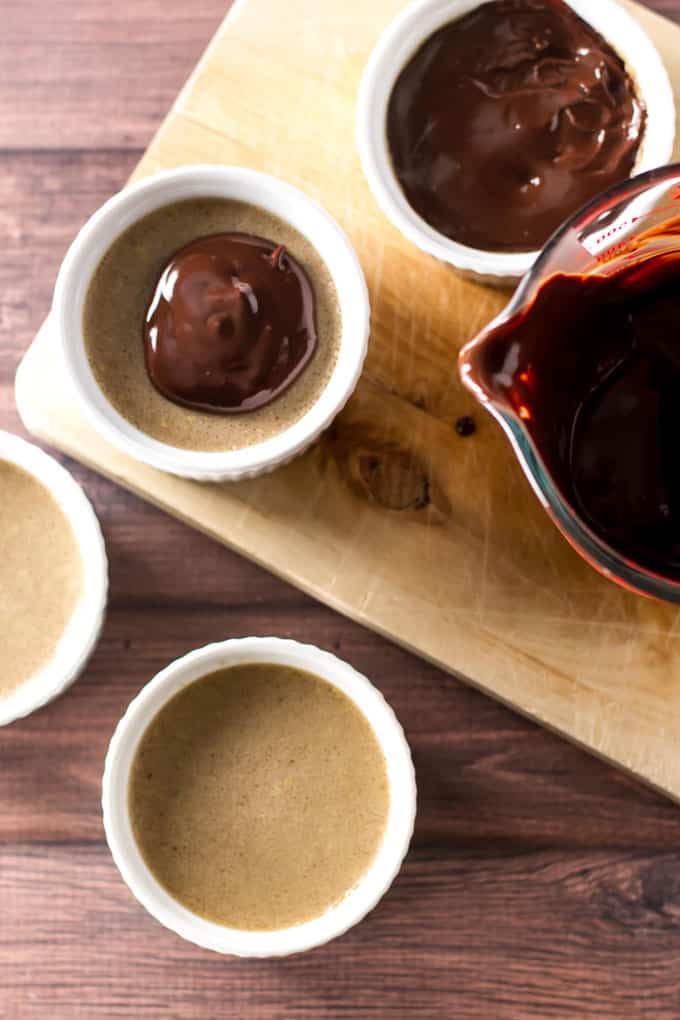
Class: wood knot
324,424,450,519
357,449,430,511
591,858,680,932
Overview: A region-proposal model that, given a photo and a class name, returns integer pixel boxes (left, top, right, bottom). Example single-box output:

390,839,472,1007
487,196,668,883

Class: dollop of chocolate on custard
144,233,317,413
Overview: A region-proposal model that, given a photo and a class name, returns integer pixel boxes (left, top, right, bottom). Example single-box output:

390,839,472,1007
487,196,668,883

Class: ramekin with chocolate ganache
357,0,676,284
54,166,370,481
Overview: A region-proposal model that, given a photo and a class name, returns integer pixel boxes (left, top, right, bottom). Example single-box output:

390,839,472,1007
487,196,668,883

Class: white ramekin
0,431,108,726
356,0,676,285
102,637,416,957
53,165,370,481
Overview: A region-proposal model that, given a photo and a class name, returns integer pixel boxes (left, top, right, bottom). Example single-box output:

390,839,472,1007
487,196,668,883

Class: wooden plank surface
14,0,680,804
3,3,680,1019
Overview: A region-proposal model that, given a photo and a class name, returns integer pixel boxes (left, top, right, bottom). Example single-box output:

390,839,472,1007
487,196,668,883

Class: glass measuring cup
459,163,680,602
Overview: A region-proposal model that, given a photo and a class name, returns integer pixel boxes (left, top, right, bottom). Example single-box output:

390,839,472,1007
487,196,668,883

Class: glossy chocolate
387,0,646,252
475,219,680,578
144,233,317,413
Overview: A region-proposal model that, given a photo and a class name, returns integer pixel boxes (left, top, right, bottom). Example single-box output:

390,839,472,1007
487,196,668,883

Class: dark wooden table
3,3,680,1018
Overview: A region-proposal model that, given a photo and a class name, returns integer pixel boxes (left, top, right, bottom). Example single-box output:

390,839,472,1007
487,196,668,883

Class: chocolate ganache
474,219,680,578
387,0,646,252
144,233,317,413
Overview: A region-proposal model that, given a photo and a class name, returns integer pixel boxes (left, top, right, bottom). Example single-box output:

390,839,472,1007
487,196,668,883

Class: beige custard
0,460,83,699
129,663,390,931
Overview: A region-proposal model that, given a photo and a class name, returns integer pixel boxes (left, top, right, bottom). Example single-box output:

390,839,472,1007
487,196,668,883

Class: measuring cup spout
458,301,525,420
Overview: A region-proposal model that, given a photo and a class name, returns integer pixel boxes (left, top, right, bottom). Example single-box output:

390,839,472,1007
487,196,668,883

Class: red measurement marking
591,186,680,263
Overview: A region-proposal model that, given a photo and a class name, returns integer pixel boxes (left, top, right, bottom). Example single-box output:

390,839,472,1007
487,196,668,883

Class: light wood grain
15,0,680,805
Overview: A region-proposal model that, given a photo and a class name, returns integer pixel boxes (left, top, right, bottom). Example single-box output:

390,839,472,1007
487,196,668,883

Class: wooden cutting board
15,0,680,800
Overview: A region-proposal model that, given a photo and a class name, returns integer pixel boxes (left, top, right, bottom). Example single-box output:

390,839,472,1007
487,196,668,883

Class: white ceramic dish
0,431,108,726
356,0,676,285
102,637,416,957
53,165,370,481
